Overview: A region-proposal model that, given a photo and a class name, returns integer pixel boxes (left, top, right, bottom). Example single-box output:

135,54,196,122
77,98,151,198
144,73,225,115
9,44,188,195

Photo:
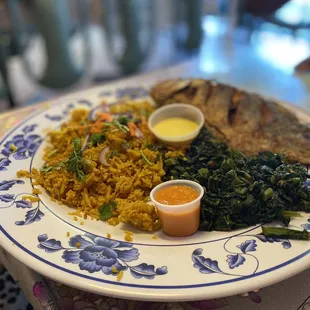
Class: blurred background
0,0,310,112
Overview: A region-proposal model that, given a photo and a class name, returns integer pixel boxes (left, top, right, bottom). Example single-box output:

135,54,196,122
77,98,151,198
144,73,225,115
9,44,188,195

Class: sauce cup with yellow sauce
150,180,204,237
148,104,204,147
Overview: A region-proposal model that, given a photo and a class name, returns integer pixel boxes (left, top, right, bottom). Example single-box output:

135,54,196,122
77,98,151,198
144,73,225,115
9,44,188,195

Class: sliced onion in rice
82,134,90,151
99,146,110,166
134,128,144,139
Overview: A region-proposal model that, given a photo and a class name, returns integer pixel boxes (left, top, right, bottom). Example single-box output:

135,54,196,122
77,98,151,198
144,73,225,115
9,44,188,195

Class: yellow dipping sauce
152,117,198,137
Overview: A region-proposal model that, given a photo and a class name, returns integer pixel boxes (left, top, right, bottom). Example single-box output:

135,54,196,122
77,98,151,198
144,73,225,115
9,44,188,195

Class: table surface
0,59,310,310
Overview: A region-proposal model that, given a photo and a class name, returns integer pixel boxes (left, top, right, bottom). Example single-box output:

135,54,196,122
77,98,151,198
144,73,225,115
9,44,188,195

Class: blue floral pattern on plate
0,180,45,225
15,205,44,226
193,235,292,276
1,125,42,160
301,217,310,231
38,233,168,279
45,103,75,121
0,158,11,171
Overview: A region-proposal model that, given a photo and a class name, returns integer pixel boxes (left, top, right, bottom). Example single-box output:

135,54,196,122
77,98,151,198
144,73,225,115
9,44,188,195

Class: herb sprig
141,150,154,166
105,120,129,133
40,164,54,173
66,138,89,182
99,201,117,221
90,133,106,147
108,150,120,158
40,162,66,173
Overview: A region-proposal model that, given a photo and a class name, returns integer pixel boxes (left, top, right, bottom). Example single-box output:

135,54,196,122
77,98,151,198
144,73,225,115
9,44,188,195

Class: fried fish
150,79,310,164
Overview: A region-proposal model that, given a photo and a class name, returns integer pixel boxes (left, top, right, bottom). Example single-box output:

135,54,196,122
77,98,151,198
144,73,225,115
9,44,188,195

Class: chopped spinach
164,127,310,233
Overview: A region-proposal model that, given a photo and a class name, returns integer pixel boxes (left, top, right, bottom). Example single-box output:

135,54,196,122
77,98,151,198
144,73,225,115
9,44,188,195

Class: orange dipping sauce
154,185,199,205
152,183,202,237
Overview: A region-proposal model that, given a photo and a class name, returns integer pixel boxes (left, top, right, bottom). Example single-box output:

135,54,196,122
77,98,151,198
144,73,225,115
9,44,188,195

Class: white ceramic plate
0,82,309,302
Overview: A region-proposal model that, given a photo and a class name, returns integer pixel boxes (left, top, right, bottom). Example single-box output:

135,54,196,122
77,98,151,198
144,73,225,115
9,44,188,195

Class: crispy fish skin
150,79,310,164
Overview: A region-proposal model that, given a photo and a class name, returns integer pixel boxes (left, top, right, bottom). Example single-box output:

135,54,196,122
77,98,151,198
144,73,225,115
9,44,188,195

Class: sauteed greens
164,127,310,236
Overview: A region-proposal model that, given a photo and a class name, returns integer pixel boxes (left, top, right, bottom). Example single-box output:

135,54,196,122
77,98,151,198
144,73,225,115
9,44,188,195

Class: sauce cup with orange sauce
150,180,204,237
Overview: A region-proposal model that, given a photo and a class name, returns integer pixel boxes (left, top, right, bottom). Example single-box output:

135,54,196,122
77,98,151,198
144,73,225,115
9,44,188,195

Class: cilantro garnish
40,164,54,173
108,150,120,159
47,149,58,158
140,108,151,117
90,133,106,147
99,201,117,221
118,115,129,125
105,120,129,133
66,138,88,182
140,150,154,166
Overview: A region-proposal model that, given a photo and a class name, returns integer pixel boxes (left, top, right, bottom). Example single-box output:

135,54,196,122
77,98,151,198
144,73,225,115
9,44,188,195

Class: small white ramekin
150,180,204,237
148,103,204,147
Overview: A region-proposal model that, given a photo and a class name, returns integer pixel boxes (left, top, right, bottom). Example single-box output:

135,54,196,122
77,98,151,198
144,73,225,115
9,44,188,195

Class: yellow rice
24,102,165,231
